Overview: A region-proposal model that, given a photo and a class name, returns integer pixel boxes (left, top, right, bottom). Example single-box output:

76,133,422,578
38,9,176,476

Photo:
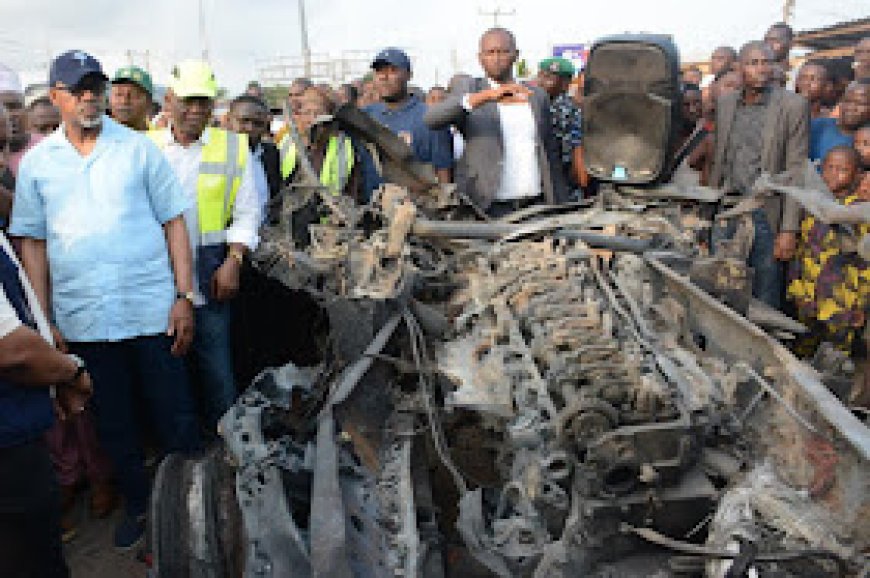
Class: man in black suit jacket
227,95,285,384
425,28,567,216
229,95,282,203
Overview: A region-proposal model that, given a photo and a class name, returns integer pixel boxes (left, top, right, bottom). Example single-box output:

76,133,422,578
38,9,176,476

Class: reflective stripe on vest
279,134,354,195
147,127,249,245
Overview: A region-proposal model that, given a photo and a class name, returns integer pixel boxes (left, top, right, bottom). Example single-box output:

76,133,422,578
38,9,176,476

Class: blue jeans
190,300,237,434
711,208,783,310
70,335,201,517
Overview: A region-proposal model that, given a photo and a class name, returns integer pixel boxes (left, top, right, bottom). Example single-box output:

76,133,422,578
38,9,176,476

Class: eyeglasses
56,78,107,98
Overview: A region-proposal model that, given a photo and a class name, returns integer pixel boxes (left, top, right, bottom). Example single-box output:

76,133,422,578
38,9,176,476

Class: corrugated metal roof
794,17,870,51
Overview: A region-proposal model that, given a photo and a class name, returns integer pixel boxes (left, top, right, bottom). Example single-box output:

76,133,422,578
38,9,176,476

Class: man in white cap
148,61,260,435
0,64,47,179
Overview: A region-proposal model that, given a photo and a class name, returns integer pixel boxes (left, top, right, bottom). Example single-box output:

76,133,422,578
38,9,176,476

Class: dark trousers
70,335,201,517
0,438,69,578
190,300,237,434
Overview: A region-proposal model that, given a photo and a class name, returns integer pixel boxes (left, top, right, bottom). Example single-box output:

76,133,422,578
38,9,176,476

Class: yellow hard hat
170,60,218,99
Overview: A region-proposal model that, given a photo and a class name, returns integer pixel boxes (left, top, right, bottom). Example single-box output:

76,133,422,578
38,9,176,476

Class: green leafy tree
516,59,529,78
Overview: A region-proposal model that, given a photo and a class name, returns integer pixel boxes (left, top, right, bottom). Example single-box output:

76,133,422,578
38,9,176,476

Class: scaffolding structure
257,50,406,87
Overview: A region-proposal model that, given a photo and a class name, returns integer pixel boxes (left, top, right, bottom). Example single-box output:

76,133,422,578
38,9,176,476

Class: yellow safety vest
279,133,354,195
148,127,248,245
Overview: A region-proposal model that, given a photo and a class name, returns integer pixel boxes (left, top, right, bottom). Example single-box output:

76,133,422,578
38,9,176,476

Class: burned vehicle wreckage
149,37,870,578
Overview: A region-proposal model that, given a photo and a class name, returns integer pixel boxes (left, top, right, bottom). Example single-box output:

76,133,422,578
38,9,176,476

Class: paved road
64,497,146,578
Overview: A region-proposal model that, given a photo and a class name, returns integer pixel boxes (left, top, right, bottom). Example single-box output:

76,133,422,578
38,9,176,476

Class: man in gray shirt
709,41,809,309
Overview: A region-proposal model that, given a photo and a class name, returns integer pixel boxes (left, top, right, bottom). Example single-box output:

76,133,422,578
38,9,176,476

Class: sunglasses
56,77,107,98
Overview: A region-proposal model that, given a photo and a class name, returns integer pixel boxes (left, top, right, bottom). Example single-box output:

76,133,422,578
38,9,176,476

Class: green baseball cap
112,66,154,97
538,57,575,78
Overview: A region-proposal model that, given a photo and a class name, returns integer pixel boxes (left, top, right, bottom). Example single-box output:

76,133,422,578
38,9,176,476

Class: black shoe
114,514,145,551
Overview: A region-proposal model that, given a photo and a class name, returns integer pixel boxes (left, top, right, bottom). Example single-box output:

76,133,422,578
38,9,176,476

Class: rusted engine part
438,241,743,576
645,255,870,567
704,462,852,577
240,170,864,576
254,184,429,302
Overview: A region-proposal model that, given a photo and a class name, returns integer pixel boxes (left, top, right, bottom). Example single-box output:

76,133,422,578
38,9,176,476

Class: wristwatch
64,354,86,386
176,290,196,304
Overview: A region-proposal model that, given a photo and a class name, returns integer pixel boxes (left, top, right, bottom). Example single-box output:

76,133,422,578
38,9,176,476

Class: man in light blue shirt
9,50,201,550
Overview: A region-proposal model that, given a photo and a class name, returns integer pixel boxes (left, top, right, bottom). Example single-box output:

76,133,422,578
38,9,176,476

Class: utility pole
479,7,515,27
198,0,209,61
298,0,312,78
782,0,796,23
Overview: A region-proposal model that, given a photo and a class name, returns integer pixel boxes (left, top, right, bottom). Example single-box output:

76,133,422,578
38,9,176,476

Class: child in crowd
788,146,869,362
857,170,870,202
854,124,870,170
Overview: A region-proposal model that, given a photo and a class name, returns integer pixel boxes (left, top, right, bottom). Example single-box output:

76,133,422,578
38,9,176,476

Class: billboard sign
552,44,589,71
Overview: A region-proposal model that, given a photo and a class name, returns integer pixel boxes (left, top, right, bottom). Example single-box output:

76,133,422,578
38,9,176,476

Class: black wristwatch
63,354,86,386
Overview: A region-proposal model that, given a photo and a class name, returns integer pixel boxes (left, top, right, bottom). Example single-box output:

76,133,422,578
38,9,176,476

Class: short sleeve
8,154,47,239
143,139,192,224
428,126,454,170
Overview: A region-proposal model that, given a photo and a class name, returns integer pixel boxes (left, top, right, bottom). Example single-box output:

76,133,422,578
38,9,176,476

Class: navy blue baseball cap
49,50,107,88
372,48,412,72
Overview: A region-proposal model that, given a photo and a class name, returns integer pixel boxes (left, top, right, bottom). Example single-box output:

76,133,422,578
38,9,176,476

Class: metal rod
410,220,653,252
736,363,821,437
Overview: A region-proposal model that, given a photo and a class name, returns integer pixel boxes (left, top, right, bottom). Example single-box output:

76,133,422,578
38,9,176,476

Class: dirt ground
64,495,146,578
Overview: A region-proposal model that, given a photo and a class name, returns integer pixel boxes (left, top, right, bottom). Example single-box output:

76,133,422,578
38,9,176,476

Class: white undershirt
157,129,261,306
250,144,270,223
495,100,540,200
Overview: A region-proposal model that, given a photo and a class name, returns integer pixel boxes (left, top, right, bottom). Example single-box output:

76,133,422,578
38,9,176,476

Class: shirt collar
487,78,517,89
739,86,772,106
164,124,211,147
378,94,420,114
251,141,264,159
43,115,125,150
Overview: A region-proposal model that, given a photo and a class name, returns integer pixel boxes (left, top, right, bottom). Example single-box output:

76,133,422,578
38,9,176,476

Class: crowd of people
0,20,868,578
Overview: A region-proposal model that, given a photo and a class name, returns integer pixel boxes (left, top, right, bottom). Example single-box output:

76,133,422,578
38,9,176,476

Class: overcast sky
1,0,867,93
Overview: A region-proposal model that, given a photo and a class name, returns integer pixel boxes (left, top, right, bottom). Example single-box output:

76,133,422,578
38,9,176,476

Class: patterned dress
787,194,870,353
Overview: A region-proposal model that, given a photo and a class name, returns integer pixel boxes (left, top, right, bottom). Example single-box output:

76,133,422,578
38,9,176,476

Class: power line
297,0,311,77
198,0,209,61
